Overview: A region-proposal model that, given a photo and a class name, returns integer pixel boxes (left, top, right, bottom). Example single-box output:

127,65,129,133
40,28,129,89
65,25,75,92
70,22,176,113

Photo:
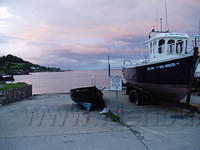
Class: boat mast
148,1,170,38
160,17,162,32
156,8,158,31
164,0,169,32
197,20,200,47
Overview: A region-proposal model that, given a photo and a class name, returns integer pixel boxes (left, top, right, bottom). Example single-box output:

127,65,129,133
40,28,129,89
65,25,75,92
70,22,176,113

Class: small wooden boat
70,86,105,111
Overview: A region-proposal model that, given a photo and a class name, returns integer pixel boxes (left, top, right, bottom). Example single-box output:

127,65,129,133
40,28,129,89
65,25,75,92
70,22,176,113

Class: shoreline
32,92,71,96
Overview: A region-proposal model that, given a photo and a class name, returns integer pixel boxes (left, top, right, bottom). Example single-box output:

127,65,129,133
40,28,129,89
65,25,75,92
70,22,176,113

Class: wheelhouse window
158,39,165,54
176,40,183,54
185,40,188,54
167,40,175,54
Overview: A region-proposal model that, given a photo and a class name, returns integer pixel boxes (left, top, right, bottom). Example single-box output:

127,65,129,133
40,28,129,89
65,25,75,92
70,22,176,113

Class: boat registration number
147,62,180,71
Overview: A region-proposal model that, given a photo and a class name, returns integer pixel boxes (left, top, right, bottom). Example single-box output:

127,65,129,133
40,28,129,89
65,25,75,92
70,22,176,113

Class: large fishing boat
123,30,200,102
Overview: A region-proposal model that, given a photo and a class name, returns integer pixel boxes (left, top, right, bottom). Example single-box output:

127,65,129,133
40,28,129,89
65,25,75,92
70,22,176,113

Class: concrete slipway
0,90,200,150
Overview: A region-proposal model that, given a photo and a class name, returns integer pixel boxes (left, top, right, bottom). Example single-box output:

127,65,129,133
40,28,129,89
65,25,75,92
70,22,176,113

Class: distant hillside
0,54,61,75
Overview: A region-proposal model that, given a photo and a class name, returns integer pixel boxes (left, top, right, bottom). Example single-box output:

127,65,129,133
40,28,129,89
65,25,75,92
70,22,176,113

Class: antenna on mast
164,0,169,31
199,20,200,35
160,18,162,32
197,20,200,47
156,8,158,31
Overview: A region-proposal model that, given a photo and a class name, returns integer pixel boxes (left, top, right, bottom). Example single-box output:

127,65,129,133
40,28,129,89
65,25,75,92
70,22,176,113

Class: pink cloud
0,0,199,69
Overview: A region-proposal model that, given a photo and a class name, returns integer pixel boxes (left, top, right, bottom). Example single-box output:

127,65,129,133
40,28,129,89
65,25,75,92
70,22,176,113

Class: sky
0,0,199,70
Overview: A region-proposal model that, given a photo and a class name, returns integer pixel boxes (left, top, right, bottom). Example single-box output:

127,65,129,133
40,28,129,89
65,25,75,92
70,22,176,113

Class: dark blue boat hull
123,55,199,100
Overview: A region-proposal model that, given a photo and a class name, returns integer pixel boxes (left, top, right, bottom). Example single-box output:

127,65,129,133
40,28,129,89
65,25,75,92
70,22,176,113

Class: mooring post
116,90,119,113
186,46,198,106
108,56,111,77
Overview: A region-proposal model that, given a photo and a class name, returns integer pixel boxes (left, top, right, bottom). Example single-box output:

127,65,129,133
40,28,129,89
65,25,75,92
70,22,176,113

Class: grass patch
106,112,120,122
0,82,28,91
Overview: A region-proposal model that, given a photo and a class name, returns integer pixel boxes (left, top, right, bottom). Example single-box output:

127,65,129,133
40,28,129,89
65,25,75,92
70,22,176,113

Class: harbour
13,70,123,94
0,90,199,150
0,0,200,149
1,27,200,150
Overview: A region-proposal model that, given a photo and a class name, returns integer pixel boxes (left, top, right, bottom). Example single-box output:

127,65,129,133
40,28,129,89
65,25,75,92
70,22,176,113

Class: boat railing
192,34,200,46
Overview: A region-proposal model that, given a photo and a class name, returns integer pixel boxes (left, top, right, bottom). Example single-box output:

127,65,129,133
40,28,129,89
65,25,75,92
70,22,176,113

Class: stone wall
0,85,32,105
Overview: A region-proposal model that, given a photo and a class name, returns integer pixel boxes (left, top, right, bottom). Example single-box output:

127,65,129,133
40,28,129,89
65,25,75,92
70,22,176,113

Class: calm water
14,69,123,94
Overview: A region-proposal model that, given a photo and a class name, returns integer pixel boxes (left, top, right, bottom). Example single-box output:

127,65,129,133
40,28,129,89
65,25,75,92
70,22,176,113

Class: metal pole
108,56,111,77
164,0,169,31
116,90,119,113
94,75,96,86
156,8,158,31
160,18,162,32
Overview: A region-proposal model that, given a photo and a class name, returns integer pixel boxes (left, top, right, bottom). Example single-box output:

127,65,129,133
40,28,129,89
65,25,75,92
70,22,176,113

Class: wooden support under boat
186,46,199,106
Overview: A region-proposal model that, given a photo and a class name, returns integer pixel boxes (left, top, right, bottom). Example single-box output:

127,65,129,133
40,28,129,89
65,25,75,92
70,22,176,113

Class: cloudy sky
0,0,199,70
